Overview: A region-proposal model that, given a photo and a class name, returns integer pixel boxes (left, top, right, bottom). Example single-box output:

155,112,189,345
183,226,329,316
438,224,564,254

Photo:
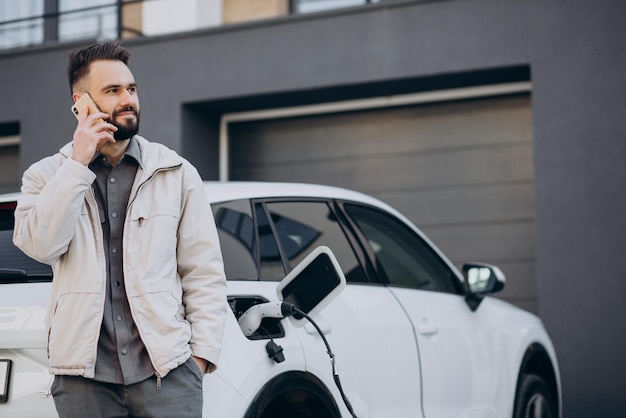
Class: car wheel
513,374,557,418
245,372,340,418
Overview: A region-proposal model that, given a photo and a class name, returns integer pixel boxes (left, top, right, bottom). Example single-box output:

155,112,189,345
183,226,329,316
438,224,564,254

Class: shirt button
111,212,117,218
116,315,122,321
111,247,118,254
121,349,128,355
115,281,121,287
109,177,116,183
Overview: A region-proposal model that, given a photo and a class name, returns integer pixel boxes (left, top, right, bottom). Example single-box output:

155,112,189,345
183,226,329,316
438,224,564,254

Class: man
13,41,228,418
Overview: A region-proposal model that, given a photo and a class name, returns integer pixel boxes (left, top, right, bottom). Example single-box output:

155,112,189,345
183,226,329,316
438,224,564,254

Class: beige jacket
13,136,227,379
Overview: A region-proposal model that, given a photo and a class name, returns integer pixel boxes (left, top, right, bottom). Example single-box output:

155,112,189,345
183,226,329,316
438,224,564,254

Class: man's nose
119,89,136,106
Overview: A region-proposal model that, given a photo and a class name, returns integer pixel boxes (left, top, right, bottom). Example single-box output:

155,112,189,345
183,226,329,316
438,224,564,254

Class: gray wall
1,0,625,416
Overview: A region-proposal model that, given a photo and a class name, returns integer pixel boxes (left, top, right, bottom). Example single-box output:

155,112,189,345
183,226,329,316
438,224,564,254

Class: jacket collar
60,135,183,176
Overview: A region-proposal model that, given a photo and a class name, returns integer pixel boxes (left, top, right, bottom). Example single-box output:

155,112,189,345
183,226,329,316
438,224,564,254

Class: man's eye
128,87,137,94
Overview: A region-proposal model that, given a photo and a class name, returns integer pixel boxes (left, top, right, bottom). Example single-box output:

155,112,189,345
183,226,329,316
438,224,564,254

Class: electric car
0,181,561,417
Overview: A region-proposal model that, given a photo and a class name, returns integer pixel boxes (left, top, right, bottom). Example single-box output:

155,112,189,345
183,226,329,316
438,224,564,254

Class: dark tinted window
0,201,52,283
264,201,367,283
212,199,259,280
254,204,287,280
212,199,287,281
345,203,460,294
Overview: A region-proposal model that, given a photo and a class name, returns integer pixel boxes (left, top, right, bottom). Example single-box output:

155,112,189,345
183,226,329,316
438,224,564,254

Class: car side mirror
463,263,506,311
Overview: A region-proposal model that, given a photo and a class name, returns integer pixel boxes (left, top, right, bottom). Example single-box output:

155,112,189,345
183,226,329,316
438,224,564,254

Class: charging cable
238,301,358,418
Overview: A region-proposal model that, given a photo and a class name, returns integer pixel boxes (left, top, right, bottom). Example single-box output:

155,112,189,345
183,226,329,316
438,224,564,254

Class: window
59,0,117,42
292,0,379,14
0,0,43,50
345,203,460,294
0,201,52,284
263,201,367,283
0,122,21,194
255,203,287,280
213,198,369,283
212,199,259,280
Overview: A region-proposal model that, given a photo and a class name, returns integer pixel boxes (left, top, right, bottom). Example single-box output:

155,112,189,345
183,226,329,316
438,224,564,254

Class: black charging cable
282,303,359,418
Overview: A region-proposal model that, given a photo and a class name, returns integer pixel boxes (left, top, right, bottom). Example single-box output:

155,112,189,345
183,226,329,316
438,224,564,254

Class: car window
212,199,259,280
212,199,286,280
263,201,368,283
255,203,289,280
0,201,52,283
344,203,460,294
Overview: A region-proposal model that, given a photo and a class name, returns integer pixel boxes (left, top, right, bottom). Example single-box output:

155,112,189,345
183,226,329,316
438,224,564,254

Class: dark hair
67,41,131,94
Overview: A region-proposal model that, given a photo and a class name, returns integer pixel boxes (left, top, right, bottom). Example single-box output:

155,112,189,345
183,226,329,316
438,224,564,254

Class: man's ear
72,93,81,104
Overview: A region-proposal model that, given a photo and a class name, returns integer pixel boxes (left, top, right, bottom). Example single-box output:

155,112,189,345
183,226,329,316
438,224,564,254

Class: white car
0,181,561,418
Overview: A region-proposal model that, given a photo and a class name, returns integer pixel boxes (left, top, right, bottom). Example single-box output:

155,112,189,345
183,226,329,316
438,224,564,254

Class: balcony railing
1,1,121,51
0,0,378,52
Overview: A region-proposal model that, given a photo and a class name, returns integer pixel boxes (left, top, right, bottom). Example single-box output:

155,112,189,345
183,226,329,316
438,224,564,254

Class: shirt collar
123,136,142,168
90,136,143,169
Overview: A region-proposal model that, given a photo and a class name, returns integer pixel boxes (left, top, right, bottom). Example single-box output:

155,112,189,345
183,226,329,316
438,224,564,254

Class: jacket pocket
130,290,192,367
127,203,180,281
48,292,102,372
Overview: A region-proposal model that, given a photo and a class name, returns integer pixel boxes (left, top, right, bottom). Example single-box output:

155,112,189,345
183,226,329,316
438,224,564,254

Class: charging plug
266,339,285,363
238,301,298,337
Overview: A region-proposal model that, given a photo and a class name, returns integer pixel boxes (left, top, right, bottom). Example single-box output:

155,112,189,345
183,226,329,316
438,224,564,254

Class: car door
343,202,506,418
258,199,425,418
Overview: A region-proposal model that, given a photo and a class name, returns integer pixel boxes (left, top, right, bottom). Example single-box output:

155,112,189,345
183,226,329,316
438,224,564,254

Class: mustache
112,105,138,118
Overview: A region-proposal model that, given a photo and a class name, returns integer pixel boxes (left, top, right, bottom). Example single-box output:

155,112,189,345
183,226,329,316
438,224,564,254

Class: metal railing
0,0,378,51
0,1,124,51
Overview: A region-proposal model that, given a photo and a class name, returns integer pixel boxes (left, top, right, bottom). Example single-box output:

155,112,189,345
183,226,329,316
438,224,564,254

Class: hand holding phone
70,93,116,165
71,93,104,123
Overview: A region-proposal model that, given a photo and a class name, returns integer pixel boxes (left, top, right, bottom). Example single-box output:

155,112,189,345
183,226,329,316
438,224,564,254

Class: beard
111,105,140,141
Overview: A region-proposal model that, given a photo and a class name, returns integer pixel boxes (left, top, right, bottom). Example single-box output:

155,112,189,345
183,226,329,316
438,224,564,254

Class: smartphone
71,93,102,122
71,93,111,149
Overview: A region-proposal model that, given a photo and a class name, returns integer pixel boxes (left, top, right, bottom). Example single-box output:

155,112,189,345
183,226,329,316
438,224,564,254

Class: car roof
0,181,397,214
203,181,385,206
202,182,419,239
0,191,20,204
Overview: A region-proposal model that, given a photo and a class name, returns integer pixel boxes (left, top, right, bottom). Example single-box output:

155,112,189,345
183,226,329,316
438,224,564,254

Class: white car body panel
210,282,308,404
292,285,424,417
0,283,55,417
392,288,515,417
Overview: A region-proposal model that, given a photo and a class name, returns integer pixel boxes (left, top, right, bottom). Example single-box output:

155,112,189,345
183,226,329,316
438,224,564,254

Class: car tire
513,374,557,418
244,372,340,418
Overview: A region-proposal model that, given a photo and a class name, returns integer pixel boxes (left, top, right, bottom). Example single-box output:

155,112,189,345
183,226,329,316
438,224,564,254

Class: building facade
1,0,625,416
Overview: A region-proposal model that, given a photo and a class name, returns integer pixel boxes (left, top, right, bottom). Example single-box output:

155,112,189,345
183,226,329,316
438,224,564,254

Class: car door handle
417,323,439,336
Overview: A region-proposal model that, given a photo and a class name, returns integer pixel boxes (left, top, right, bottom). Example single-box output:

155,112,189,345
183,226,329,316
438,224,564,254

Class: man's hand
71,105,118,166
191,355,209,375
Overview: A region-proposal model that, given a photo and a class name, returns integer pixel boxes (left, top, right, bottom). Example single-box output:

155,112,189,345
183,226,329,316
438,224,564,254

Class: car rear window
0,201,52,283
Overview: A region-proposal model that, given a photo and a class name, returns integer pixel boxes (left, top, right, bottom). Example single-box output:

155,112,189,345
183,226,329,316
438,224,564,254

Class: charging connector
237,301,295,336
237,301,358,417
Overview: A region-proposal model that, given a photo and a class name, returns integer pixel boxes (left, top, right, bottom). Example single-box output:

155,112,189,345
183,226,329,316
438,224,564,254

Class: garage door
228,93,536,313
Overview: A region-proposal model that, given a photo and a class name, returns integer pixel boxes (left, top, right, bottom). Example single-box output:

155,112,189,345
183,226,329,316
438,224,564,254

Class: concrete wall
1,0,625,416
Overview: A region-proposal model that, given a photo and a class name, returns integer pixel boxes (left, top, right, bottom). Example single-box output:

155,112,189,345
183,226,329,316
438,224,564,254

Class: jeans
51,357,204,418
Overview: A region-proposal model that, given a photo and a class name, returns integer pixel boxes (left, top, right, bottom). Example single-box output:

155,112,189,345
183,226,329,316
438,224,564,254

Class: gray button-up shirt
89,137,154,384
